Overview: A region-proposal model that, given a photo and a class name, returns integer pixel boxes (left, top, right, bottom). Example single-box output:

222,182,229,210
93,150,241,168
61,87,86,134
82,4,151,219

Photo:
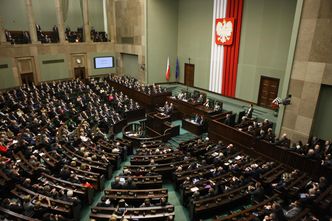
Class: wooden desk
154,113,171,122
42,172,94,205
103,188,168,206
62,145,112,179
182,119,207,135
166,97,223,119
108,80,171,111
190,184,252,220
90,205,175,221
112,175,163,189
147,112,171,134
123,159,196,179
125,108,146,122
11,185,80,220
131,153,184,165
216,194,279,221
0,206,40,221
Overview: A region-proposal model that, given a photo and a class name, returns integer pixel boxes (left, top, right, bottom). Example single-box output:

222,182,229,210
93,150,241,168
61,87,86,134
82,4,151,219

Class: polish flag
165,57,170,81
209,0,244,97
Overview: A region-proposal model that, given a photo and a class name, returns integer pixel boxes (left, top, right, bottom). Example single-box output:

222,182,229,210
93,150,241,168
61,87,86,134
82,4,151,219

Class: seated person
245,104,254,118
256,129,266,140
161,102,173,115
318,176,327,192
299,181,320,203
140,198,153,207
321,154,332,166
264,128,275,143
283,200,302,219
275,133,291,148
224,114,232,126
158,101,169,113
249,182,265,201
246,125,256,136
32,200,49,219
192,114,204,125
2,197,23,213
214,102,222,111
112,176,124,189
156,197,168,206
166,103,174,114
116,199,129,216
203,98,210,108
97,197,114,207
123,177,136,189
177,92,186,100
196,94,204,104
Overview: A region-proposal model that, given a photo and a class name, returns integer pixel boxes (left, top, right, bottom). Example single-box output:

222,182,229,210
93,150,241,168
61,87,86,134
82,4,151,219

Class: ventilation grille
0,64,9,69
42,59,65,64
121,37,134,44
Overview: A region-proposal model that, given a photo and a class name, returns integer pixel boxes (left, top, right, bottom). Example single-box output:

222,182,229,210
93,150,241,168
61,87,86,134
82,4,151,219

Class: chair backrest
229,113,236,126
237,111,246,124
193,90,200,99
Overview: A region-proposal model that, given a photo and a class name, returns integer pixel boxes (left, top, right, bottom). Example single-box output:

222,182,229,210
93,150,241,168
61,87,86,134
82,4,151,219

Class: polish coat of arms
216,18,234,45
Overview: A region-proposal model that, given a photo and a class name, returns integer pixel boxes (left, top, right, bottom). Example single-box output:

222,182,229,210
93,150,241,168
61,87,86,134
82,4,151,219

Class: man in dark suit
276,133,291,148
224,114,232,126
245,104,254,118
264,128,275,143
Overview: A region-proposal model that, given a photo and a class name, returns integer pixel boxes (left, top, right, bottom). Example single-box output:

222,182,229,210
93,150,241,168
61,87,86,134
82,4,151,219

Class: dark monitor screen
94,56,114,69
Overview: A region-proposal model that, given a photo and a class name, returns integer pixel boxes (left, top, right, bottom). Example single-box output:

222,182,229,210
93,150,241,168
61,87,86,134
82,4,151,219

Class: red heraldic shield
215,18,234,45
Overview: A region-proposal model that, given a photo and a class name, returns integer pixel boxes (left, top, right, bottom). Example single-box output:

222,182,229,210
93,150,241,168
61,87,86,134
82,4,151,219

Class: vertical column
103,0,108,35
55,0,66,43
107,0,117,43
0,17,8,44
82,0,91,42
25,0,38,43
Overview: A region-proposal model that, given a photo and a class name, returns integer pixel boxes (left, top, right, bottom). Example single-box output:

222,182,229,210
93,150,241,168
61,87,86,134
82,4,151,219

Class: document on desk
190,187,199,192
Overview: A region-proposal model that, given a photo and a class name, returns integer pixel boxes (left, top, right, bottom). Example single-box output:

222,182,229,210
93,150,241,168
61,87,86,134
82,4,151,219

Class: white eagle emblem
216,19,233,43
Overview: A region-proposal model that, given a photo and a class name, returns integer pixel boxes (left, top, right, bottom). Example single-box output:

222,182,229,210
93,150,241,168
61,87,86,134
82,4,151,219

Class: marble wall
281,0,332,142
114,0,144,45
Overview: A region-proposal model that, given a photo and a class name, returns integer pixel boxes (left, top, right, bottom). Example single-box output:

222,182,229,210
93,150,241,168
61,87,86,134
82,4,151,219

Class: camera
282,94,292,106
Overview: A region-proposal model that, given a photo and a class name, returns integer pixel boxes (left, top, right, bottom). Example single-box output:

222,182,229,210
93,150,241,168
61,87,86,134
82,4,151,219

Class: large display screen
94,56,114,69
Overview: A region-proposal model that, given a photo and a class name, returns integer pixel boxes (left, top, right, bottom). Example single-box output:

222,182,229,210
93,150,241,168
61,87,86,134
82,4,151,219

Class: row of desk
108,80,172,111
166,97,224,119
208,119,332,179
166,97,230,135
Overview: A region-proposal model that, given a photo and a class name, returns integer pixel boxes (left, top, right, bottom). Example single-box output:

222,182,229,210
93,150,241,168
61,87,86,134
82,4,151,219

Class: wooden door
258,76,280,108
74,67,86,79
184,63,194,87
20,73,34,86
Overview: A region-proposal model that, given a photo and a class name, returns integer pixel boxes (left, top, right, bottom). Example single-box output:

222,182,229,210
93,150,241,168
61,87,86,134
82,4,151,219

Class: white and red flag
165,57,170,81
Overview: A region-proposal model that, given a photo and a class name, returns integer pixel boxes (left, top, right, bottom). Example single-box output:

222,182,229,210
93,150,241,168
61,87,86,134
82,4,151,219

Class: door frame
184,63,194,87
71,53,87,79
15,56,38,85
257,75,280,107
